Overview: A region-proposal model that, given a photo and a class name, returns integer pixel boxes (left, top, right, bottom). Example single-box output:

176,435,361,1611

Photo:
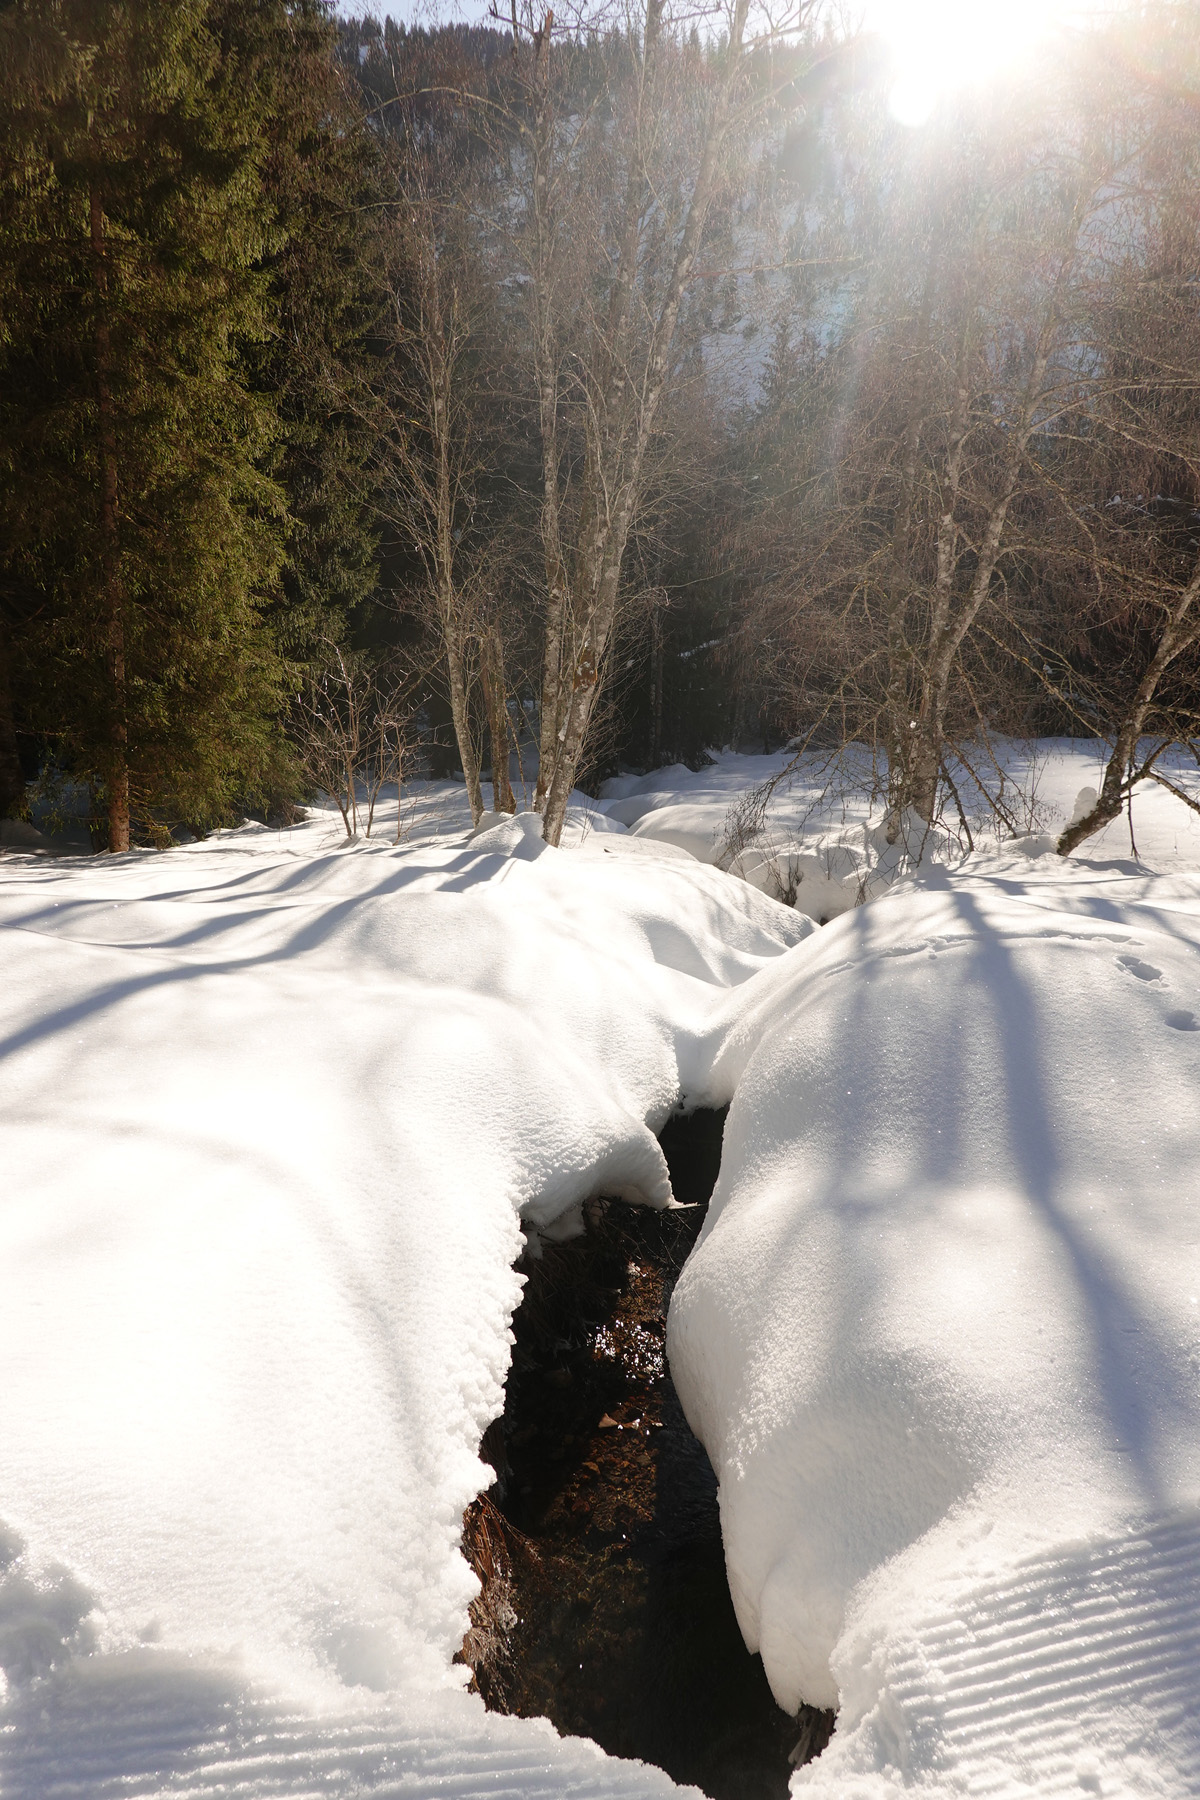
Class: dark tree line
2,0,1198,856
0,0,383,848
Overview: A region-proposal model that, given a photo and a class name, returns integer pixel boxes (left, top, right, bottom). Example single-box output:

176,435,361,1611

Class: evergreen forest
2,0,1199,854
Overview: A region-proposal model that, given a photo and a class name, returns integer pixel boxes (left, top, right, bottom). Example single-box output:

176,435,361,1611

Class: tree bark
1057,559,1200,856
481,626,515,812
0,617,24,817
650,599,664,768
90,181,129,853
445,623,484,825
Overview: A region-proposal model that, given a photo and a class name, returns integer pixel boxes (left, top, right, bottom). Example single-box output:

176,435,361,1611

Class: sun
869,0,1101,127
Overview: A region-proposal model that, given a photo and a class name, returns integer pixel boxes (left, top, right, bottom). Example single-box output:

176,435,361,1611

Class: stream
459,1108,834,1799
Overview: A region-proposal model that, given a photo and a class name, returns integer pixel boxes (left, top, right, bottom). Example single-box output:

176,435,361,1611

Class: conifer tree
226,0,385,661
0,0,289,848
0,0,82,817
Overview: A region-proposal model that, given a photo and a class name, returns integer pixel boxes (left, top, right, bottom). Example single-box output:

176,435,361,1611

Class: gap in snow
457,1109,835,1798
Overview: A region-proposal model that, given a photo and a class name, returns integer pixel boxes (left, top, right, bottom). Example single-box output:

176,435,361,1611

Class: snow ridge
1,1673,697,1800
820,1510,1200,1796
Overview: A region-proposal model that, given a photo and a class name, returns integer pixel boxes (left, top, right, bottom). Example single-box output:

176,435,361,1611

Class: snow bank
669,855,1200,1797
598,742,1200,916
6,767,1200,1799
0,803,806,1796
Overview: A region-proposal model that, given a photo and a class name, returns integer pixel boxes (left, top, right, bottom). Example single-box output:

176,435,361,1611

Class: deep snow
0,793,804,1798
2,744,1200,1799
596,741,1200,917
671,855,1200,1796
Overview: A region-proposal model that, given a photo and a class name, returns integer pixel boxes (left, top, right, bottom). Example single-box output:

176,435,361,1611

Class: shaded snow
0,796,804,1796
670,856,1200,1796
4,760,1200,1798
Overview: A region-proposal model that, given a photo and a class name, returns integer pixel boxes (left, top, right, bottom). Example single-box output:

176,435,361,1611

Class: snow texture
4,741,1200,1799
670,852,1200,1797
0,793,803,1797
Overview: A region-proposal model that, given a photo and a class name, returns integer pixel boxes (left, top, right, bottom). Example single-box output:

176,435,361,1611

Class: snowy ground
595,740,1200,917
672,853,1200,1798
2,742,1200,1798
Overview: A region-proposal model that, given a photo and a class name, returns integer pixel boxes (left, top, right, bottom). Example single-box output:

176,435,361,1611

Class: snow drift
0,808,806,1796
670,856,1200,1797
598,742,1200,918
4,757,1200,1800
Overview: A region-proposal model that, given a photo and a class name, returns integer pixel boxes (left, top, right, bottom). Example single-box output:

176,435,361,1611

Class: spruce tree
0,1,82,818
233,0,385,661
0,0,289,849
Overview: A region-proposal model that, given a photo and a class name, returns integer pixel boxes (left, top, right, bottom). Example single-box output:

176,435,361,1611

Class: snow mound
6,766,1200,1798
0,817,801,1795
669,860,1200,1796
598,743,1200,916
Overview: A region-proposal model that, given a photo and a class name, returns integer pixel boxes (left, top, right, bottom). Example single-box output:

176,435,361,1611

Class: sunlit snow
2,745,1199,1797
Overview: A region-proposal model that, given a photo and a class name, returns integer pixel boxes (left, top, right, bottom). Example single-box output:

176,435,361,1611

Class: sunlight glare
872,0,1086,127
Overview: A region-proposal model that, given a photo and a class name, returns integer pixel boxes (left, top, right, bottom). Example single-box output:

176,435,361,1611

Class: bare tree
293,643,424,840
1052,160,1200,853
730,29,1190,846
496,0,814,842
370,39,520,826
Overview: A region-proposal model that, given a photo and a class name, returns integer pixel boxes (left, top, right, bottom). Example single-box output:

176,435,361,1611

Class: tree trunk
445,625,485,825
650,602,664,769
481,626,515,813
0,617,24,817
1057,560,1200,856
885,235,1074,839
90,182,129,853
530,0,750,843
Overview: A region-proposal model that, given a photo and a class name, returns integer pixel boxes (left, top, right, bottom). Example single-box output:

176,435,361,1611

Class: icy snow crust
3,753,1200,1798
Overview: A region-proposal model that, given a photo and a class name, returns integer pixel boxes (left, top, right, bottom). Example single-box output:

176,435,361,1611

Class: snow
4,739,1200,1799
0,792,804,1797
597,740,1200,914
669,852,1200,1796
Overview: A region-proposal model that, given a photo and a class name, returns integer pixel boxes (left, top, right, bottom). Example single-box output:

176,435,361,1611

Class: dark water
458,1109,833,1799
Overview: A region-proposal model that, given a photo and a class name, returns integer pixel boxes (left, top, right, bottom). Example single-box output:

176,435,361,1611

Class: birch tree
371,38,521,825
734,48,1153,843
504,0,813,842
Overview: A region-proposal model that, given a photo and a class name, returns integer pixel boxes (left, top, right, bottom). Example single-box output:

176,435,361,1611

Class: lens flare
871,0,1095,126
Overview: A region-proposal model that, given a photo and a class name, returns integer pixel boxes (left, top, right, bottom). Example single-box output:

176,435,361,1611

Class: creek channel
458,1107,834,1799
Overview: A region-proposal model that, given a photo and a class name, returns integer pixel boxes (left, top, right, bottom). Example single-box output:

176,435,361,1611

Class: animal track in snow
1165,1009,1199,1031
1116,952,1163,982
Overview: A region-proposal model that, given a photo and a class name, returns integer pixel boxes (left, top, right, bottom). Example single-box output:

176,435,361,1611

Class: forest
5,9,1200,1798
3,0,1199,858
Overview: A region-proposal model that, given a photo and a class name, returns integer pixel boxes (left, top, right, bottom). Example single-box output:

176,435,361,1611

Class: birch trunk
891,236,1077,831
1057,559,1200,855
534,0,752,845
481,626,515,813
90,182,129,853
445,622,484,824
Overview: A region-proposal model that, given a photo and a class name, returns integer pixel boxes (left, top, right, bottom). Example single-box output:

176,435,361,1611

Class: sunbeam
870,0,1111,125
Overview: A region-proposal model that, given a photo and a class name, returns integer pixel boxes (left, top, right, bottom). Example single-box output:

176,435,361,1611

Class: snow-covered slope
4,775,1200,1799
598,742,1200,916
0,803,806,1797
670,855,1200,1797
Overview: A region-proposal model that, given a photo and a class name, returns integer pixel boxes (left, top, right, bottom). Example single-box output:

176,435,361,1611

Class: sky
337,0,1113,128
